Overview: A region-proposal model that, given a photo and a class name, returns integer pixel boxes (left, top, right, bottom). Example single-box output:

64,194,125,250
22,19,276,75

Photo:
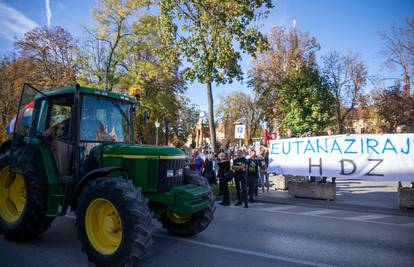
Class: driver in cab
80,105,118,142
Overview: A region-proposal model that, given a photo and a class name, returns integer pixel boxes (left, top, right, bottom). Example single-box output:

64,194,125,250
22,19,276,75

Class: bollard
398,187,414,209
288,181,336,201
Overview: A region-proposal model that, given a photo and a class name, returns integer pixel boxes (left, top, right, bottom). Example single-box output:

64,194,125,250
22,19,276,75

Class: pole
156,127,159,146
239,139,242,148
104,60,109,91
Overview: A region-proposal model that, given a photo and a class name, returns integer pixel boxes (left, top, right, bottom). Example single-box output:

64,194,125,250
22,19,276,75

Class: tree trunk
403,74,410,97
206,82,217,152
164,117,169,146
336,101,345,134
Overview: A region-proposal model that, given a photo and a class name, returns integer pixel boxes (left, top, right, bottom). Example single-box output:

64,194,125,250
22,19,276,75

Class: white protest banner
267,134,414,181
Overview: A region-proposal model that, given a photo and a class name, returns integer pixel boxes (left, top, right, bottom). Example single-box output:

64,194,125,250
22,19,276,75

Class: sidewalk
255,176,414,217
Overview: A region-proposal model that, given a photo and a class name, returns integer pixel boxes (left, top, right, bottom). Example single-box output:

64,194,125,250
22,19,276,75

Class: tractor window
36,99,49,132
47,96,73,140
80,95,131,143
50,105,71,125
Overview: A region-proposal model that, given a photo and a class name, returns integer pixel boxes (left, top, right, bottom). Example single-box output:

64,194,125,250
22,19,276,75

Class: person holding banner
286,128,294,138
395,125,414,188
258,147,269,192
320,128,336,184
245,149,261,203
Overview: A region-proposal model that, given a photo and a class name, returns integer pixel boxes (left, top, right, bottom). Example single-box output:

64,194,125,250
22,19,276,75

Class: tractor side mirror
143,110,150,124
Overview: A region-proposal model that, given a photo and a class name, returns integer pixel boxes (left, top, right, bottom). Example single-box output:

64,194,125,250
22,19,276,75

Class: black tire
76,177,153,267
159,169,215,237
0,147,53,241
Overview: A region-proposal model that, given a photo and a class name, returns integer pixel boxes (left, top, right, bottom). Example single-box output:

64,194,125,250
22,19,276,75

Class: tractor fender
71,167,128,210
0,140,12,155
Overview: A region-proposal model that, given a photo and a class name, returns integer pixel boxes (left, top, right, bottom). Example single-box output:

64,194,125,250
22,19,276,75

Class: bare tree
14,26,78,88
216,91,263,144
322,52,367,133
380,17,414,96
83,0,148,91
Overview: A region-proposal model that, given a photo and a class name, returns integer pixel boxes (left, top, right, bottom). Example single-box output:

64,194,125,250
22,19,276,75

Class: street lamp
155,120,160,146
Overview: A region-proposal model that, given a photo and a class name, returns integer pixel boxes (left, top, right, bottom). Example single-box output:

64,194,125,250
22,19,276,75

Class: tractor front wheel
159,170,215,237
76,177,153,267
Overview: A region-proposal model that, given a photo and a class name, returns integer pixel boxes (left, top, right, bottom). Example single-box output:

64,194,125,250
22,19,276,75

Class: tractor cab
11,84,136,182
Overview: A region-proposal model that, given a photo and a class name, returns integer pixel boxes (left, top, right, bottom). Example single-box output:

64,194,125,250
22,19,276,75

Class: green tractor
0,84,215,266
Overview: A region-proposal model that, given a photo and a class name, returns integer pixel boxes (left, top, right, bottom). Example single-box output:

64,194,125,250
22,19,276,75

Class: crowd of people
189,147,269,208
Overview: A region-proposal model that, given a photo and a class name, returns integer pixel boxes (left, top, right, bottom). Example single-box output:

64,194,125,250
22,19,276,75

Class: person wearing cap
232,149,248,207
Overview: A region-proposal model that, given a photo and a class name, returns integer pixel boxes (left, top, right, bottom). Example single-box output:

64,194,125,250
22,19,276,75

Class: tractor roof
36,86,137,104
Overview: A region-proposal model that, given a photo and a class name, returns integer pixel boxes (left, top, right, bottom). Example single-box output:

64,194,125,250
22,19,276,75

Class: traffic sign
235,125,245,139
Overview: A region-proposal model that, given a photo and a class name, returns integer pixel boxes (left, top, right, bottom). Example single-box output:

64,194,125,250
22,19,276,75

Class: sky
0,0,413,112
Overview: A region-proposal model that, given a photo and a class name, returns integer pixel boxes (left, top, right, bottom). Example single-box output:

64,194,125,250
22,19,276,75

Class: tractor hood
102,144,186,160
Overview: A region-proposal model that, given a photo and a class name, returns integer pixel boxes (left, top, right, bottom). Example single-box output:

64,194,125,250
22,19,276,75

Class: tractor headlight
177,169,183,176
166,170,174,177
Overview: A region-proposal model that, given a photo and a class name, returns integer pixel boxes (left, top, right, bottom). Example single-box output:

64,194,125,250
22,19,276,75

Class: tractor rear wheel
76,177,153,267
0,148,52,241
159,170,215,237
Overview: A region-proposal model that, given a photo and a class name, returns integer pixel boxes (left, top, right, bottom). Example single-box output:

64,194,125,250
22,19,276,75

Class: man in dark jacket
232,150,247,208
245,149,261,203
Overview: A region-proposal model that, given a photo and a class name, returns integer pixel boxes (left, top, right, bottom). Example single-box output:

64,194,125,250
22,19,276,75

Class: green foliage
372,86,414,132
79,1,189,145
158,0,272,150
278,69,335,135
249,26,320,125
158,1,272,84
79,0,151,91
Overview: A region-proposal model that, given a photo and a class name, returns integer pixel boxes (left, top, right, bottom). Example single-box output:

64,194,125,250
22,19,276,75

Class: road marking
62,214,333,267
226,205,414,228
256,205,298,211
348,214,388,221
300,209,337,216
153,233,335,267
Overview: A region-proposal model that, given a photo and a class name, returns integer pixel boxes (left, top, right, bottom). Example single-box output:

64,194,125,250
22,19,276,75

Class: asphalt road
1,201,414,267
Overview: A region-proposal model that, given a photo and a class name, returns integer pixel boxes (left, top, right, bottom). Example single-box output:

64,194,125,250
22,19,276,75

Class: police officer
232,149,248,208
217,152,231,206
245,149,261,203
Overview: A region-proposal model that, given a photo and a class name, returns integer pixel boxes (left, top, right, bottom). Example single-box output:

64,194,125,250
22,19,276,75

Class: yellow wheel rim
0,166,26,223
166,212,192,225
85,198,122,255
